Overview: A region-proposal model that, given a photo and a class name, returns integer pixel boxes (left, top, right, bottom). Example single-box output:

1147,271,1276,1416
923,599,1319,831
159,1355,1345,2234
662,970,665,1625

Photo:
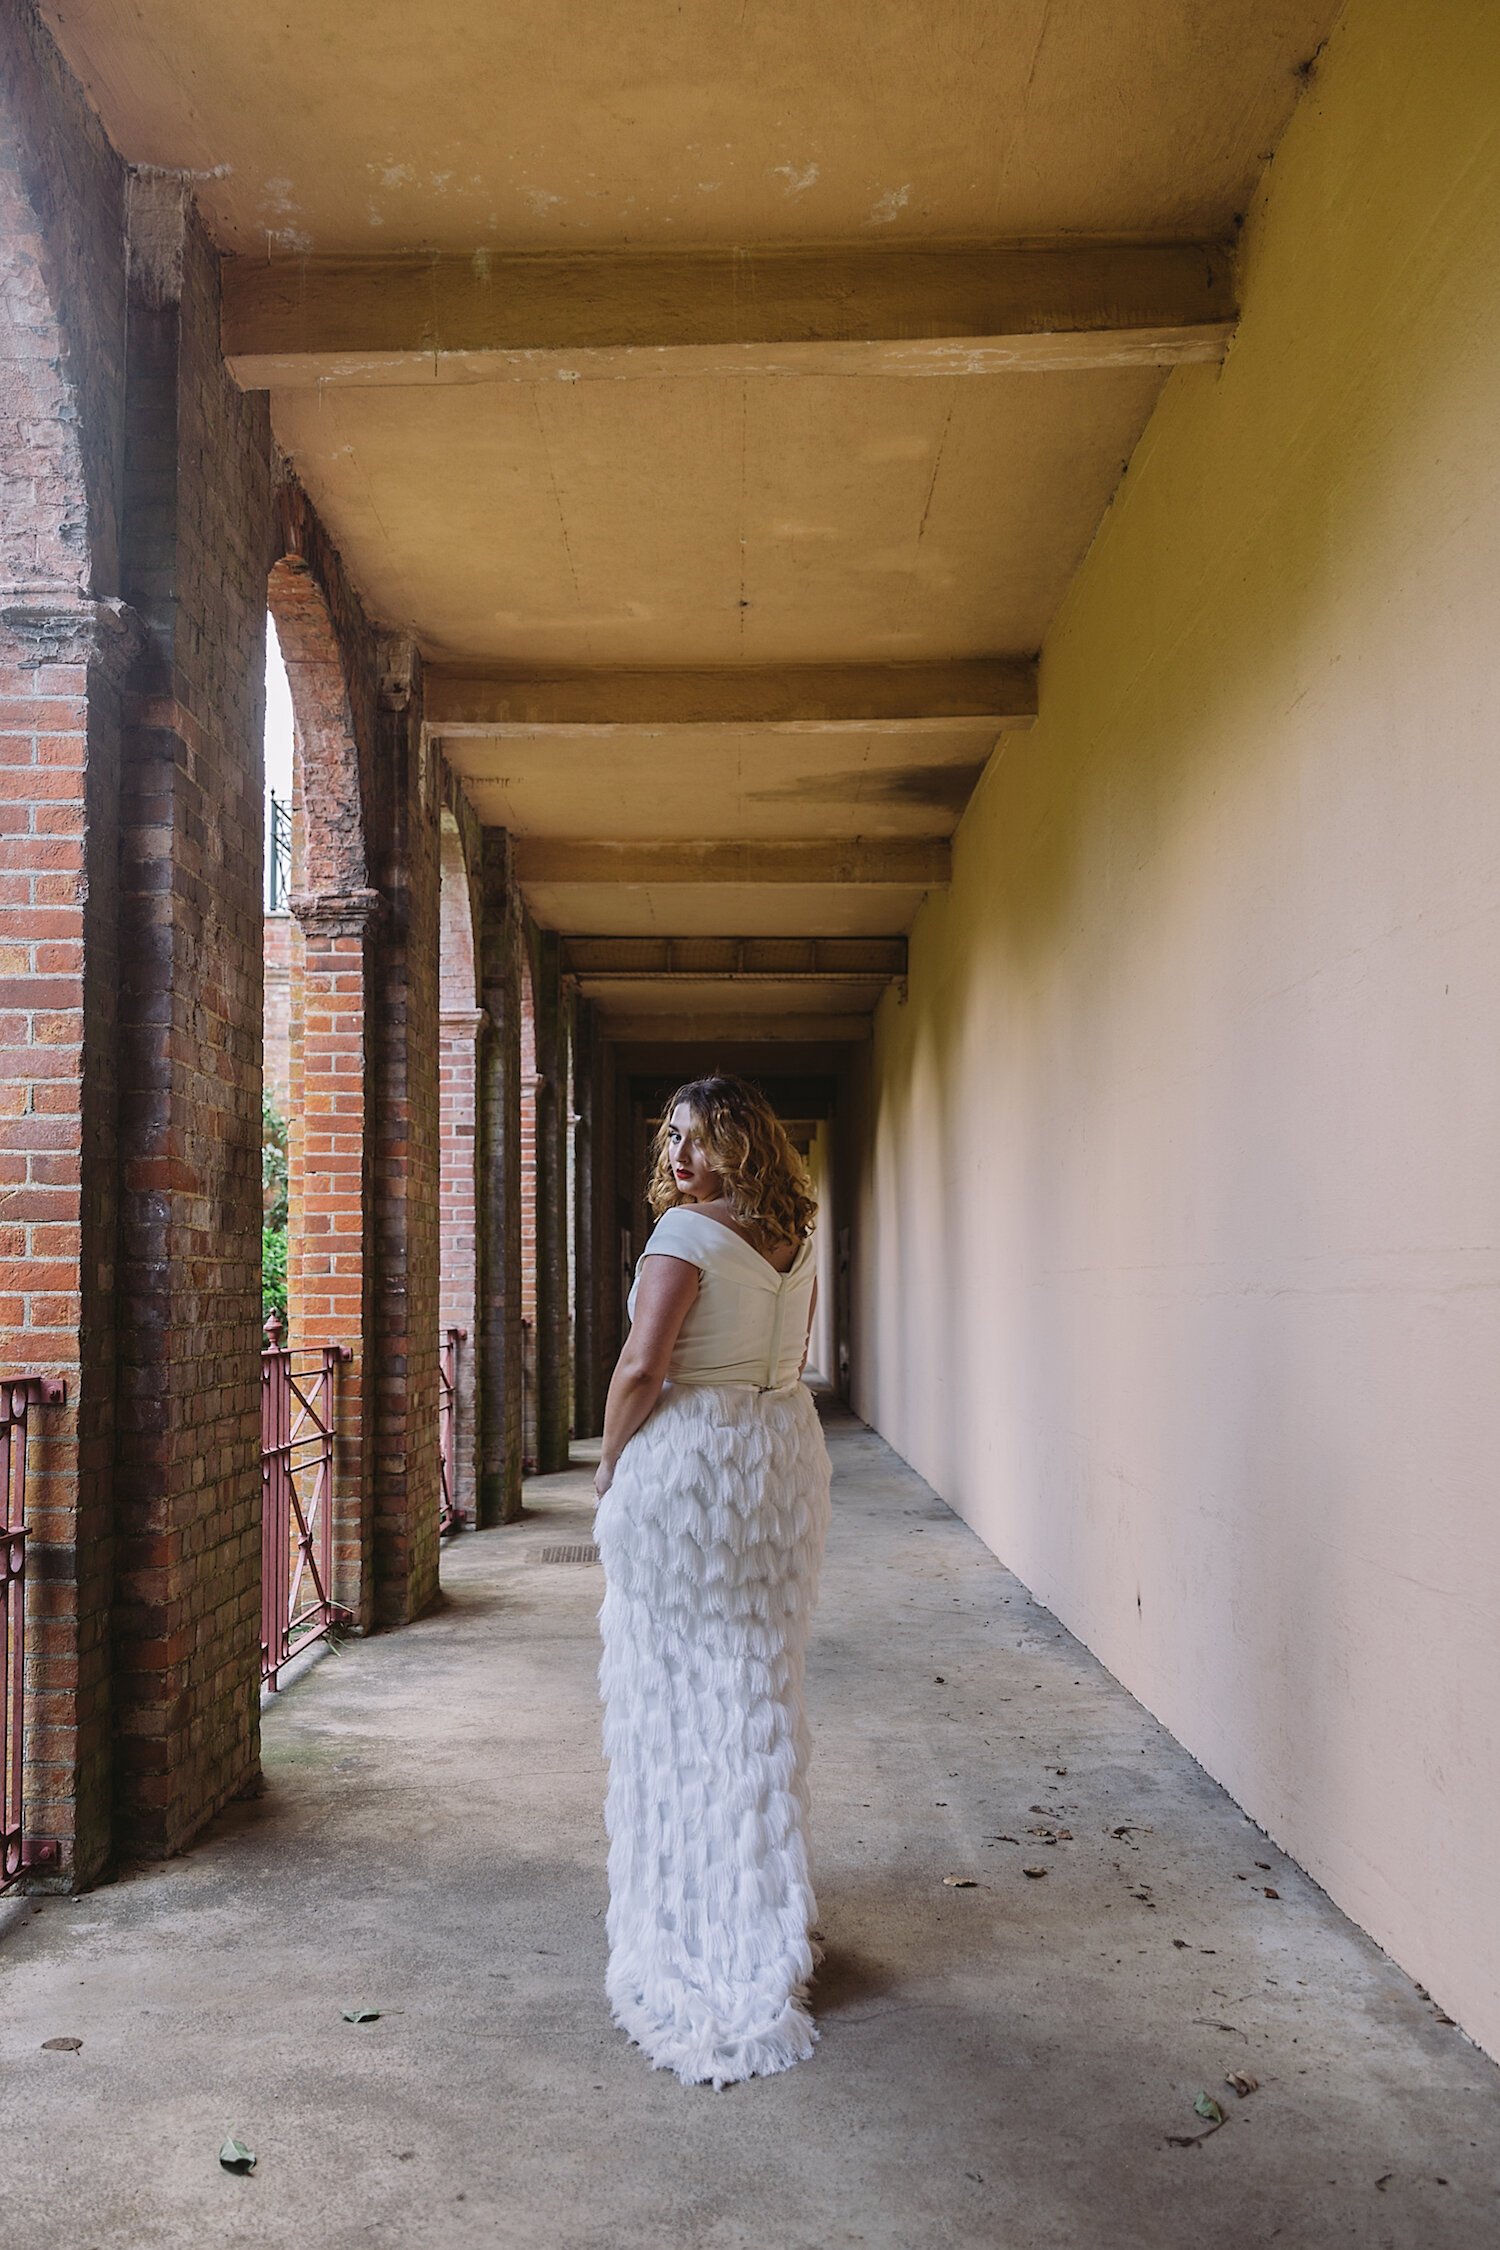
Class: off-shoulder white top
627,1205,816,1391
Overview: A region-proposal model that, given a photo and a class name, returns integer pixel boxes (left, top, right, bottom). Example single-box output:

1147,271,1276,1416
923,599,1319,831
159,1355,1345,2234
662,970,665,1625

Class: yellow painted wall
853,0,1500,2058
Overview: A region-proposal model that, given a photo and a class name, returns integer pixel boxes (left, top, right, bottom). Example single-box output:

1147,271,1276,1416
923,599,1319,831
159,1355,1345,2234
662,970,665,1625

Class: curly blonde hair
648,1074,817,1245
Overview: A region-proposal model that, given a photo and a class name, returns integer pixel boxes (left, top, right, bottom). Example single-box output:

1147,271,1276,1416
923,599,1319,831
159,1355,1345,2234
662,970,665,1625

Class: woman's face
668,1103,720,1202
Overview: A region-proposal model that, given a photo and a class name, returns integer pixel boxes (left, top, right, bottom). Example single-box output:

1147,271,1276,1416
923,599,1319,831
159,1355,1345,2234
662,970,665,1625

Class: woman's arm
595,1253,700,1500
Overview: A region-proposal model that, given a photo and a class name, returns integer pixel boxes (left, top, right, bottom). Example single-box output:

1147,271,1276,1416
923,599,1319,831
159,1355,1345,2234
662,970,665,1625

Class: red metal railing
261,1317,352,1690
3,1376,64,1890
438,1327,466,1537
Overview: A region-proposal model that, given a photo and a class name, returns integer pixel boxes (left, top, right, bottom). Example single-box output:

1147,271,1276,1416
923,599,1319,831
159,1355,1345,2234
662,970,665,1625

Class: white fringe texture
596,1379,832,2088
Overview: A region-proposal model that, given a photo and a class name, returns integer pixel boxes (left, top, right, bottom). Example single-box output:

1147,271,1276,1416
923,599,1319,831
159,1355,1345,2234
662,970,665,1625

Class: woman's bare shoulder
691,1199,800,1273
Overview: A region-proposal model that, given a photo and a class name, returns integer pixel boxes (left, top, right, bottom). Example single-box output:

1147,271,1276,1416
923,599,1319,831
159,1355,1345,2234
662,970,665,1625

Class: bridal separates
596,1206,833,2088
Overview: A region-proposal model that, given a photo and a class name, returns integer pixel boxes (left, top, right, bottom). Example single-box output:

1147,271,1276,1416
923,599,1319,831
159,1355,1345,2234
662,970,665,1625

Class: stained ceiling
43,0,1341,1038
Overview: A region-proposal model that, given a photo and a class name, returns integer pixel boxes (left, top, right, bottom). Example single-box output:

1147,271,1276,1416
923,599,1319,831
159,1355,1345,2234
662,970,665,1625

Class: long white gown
595,1206,833,2088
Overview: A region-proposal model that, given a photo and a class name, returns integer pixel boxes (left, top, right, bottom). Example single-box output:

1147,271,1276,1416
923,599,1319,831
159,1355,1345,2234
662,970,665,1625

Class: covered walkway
2,1409,1494,2249
3,0,1500,2226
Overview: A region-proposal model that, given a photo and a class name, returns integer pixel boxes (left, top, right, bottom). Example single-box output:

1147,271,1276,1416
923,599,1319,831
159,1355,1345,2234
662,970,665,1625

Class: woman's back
629,1205,816,1391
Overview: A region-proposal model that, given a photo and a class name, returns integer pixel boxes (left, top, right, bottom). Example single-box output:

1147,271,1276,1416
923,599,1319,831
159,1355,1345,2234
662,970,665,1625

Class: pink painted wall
852,0,1500,2059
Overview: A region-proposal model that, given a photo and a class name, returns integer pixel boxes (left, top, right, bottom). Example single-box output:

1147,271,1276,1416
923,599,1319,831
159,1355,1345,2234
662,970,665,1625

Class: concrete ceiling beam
222,242,1235,389
514,840,948,886
426,660,1035,733
562,936,907,978
600,1012,873,1044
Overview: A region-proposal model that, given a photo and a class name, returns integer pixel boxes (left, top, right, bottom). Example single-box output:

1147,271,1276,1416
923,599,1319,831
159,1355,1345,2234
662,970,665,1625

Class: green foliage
262,1093,289,1230
262,1224,288,1331
262,1093,290,1334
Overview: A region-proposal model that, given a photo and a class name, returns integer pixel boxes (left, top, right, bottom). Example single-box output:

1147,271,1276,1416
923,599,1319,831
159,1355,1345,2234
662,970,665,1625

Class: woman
594,1074,833,2088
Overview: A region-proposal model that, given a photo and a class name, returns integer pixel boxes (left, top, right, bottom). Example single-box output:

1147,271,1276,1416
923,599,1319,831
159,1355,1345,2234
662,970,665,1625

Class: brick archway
267,553,370,906
438,812,482,1524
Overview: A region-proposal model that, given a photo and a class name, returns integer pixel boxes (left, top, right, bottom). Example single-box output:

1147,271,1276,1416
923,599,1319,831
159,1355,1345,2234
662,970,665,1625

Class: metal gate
260,1319,352,1690
2,1376,63,1889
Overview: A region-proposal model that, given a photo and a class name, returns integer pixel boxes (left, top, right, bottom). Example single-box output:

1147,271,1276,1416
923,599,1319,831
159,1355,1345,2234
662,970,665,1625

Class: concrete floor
2,1406,1498,2249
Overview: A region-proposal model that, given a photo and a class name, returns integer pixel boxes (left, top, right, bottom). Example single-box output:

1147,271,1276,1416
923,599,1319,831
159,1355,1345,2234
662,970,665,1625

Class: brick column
0,594,138,1884
111,174,273,1857
476,832,524,1525
289,887,381,1628
518,955,538,1469
570,996,605,1440
531,930,572,1474
367,654,440,1627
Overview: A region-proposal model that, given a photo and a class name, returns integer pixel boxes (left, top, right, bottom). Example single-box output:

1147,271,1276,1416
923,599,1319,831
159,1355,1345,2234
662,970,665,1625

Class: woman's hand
594,1458,614,1503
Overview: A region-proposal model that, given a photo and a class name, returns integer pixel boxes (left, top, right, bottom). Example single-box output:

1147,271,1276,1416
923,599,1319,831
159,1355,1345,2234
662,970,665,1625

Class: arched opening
265,553,376,1628
518,937,540,1473
261,613,294,1337
438,812,481,1528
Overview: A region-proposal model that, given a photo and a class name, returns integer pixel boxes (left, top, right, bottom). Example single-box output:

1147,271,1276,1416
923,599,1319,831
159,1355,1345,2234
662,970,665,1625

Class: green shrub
262,1093,288,1231
262,1224,288,1333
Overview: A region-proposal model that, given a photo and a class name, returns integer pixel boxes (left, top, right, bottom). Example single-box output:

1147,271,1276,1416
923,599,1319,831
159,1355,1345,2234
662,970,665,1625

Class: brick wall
2,3,452,1875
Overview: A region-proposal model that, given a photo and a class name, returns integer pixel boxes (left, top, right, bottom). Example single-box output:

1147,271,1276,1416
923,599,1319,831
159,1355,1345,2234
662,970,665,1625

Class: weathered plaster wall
853,0,1500,2057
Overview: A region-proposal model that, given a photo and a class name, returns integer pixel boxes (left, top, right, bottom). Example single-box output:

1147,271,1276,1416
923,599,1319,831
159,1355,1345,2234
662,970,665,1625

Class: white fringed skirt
596,1378,832,2088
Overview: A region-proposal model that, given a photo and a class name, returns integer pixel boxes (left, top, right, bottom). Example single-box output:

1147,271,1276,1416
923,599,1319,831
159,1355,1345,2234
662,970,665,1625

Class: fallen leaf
1226,2072,1260,2098
1262,1887,1280,1900
933,1675,945,1684
1022,1865,1048,1879
943,1875,978,1889
219,2137,257,2174
1193,2093,1226,2126
40,2035,82,2052
1171,1939,1189,1950
987,1834,1019,1845
341,2007,381,2023
1434,2010,1456,2026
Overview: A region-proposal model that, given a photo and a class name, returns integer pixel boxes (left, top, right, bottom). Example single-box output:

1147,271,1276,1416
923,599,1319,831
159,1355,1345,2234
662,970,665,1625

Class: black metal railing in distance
267,791,291,913
438,1327,466,1537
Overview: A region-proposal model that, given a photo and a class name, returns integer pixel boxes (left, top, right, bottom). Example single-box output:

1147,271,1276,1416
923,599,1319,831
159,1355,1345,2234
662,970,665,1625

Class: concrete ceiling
45,1,1330,253
269,363,1168,667
43,0,1342,1039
